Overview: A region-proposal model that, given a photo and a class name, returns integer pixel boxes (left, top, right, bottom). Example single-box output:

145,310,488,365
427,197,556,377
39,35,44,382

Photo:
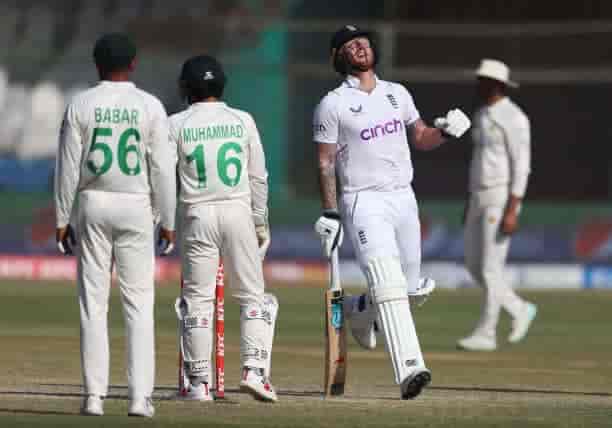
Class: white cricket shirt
313,75,420,193
54,81,176,229
169,102,268,225
469,97,531,198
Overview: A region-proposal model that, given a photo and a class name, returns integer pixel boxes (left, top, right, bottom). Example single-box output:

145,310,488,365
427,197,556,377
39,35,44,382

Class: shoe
345,294,377,350
239,367,278,402
400,368,431,400
178,382,213,402
508,303,537,344
80,395,104,416
457,334,497,351
128,397,155,418
409,277,436,307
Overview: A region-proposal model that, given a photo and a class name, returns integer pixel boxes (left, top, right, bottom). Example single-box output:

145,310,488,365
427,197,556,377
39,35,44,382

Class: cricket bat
324,248,347,396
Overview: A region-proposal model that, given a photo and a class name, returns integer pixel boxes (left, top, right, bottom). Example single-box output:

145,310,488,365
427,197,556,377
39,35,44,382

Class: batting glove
434,108,471,138
314,209,344,258
255,224,271,260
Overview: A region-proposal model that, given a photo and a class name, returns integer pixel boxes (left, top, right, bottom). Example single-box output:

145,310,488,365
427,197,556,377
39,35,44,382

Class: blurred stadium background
2,0,612,290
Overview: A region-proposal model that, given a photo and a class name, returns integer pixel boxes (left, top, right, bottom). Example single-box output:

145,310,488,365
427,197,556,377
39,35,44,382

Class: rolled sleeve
313,95,339,144
397,84,421,127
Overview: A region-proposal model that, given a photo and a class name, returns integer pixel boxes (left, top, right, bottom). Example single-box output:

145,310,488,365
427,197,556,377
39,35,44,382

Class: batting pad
240,303,271,370
367,258,425,385
180,302,214,382
262,293,279,377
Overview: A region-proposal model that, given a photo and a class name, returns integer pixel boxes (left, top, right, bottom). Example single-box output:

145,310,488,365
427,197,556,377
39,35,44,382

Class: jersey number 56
87,127,142,176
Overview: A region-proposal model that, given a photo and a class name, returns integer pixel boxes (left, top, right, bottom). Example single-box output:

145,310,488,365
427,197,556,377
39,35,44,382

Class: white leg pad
240,302,273,370
367,257,425,385
262,293,279,377
179,302,214,383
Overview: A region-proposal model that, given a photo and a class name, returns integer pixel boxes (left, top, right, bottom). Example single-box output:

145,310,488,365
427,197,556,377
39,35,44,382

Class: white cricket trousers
341,188,426,384
464,188,527,338
180,200,264,307
341,188,421,289
180,200,267,370
77,190,155,399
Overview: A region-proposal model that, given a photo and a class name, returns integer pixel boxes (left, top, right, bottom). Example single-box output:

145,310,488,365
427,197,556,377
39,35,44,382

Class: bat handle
329,248,340,291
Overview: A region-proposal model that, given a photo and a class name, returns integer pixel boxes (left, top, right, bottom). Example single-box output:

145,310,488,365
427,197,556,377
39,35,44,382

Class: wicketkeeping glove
434,108,471,138
314,210,344,258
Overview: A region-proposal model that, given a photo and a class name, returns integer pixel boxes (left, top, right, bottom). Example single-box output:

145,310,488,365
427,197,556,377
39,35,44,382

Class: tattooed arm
317,143,338,210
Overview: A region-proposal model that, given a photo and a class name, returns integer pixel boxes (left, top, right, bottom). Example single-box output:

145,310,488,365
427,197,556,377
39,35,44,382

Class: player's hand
434,108,471,138
158,227,176,256
314,210,343,258
255,224,271,260
501,210,519,235
56,225,76,255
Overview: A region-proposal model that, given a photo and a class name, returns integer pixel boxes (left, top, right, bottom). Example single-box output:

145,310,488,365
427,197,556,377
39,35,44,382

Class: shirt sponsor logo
360,118,403,141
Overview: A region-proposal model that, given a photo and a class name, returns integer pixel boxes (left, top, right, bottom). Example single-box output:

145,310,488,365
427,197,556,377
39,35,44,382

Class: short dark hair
93,33,136,73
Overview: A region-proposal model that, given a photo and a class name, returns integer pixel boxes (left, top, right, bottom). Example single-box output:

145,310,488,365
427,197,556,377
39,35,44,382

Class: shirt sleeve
397,85,421,127
147,99,177,230
246,114,269,226
313,94,339,144
54,103,82,228
503,113,531,197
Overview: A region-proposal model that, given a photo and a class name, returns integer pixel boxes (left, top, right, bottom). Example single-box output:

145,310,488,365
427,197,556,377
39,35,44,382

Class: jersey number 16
186,142,243,189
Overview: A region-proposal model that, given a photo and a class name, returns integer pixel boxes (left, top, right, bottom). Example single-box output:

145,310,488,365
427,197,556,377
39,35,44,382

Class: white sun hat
475,59,519,88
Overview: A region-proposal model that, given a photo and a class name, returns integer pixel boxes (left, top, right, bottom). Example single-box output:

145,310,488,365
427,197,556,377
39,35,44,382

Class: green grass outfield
1,280,611,427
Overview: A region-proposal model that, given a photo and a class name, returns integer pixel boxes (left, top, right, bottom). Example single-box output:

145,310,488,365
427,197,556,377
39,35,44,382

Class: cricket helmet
179,55,226,101
330,25,378,75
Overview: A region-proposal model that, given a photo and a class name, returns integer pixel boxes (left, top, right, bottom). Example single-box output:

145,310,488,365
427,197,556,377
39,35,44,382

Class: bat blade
324,288,347,396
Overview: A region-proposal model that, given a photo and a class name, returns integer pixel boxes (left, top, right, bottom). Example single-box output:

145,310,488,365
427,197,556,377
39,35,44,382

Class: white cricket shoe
80,395,104,416
345,294,377,350
409,277,436,307
128,397,155,418
508,302,538,344
239,367,278,402
457,334,497,351
400,368,432,400
178,382,213,402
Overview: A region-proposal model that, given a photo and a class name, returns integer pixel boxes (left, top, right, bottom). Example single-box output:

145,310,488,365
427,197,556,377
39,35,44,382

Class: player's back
70,81,166,195
171,102,255,206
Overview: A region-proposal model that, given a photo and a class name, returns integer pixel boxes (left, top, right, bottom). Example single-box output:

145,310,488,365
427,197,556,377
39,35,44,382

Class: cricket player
54,33,176,417
314,25,471,399
171,55,278,402
457,59,537,352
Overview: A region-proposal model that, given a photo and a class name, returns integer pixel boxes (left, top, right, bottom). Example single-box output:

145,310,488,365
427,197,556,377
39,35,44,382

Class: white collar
99,80,135,87
190,101,227,108
344,74,380,89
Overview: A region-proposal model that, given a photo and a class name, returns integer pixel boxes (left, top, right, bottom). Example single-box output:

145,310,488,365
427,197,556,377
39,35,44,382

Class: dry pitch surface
0,280,611,427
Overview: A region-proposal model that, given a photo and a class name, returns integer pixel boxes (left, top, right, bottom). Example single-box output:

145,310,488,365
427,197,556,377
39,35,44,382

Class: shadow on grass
0,408,76,416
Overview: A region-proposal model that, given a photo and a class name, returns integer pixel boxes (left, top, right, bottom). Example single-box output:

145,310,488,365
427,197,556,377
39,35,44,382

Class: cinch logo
360,119,403,141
